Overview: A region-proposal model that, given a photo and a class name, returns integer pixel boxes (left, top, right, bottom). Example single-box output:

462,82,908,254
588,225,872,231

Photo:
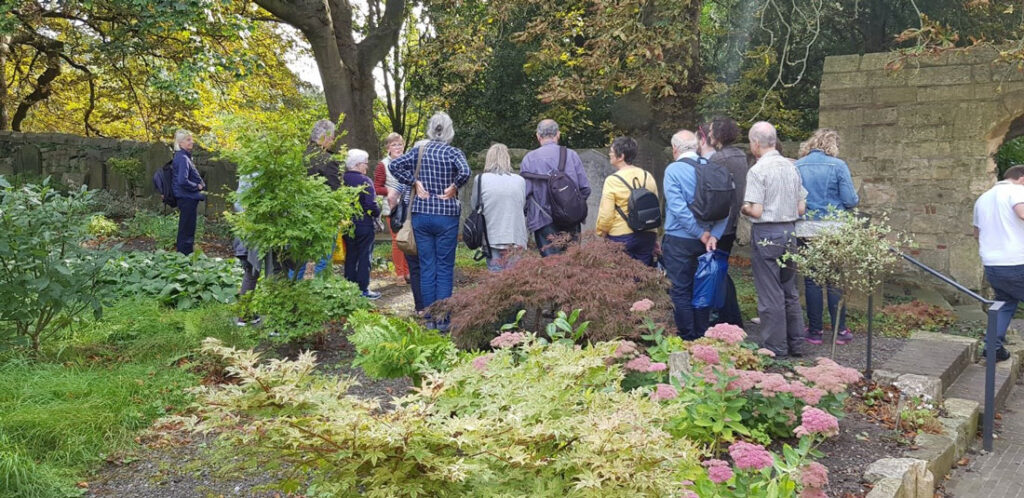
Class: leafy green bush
0,178,112,351
101,250,240,310
347,310,457,385
124,210,205,249
106,156,145,194
249,276,370,344
90,189,144,220
87,214,119,237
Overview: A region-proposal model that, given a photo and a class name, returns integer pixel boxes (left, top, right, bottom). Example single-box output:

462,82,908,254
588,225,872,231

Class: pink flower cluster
756,348,776,358
721,368,826,406
728,441,774,470
705,323,747,345
690,344,721,365
489,331,526,349
650,383,679,401
794,357,862,394
472,354,492,372
794,406,840,438
613,341,638,358
702,459,734,484
799,488,827,498
630,298,655,313
799,462,829,489
624,354,667,373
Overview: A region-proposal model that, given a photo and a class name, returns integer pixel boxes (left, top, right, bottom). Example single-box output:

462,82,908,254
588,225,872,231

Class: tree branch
11,53,60,131
356,0,407,70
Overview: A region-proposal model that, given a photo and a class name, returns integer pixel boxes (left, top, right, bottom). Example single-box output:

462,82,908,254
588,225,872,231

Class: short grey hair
310,119,336,145
484,143,512,174
426,112,455,144
346,149,369,170
670,130,698,152
536,119,559,139
749,121,778,148
172,129,192,151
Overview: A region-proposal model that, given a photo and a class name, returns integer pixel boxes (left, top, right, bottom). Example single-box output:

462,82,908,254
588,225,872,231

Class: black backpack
681,157,734,222
612,171,661,232
152,160,177,208
522,146,588,227
462,175,489,255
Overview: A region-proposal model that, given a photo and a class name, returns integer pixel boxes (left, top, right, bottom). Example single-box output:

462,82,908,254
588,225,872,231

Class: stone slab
877,339,973,392
943,358,1018,413
905,433,956,480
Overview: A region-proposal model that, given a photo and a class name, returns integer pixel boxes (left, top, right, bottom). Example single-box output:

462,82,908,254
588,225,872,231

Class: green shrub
106,156,145,194
347,310,457,385
90,189,143,220
124,210,205,249
0,178,112,351
87,214,119,237
249,276,370,344
101,250,240,310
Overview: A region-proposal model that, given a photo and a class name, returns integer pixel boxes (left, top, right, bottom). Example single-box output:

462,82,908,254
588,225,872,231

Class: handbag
332,231,346,264
395,147,423,255
462,175,488,251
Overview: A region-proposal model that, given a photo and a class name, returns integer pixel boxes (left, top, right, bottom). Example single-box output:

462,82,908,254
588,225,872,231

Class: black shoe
789,350,805,358
983,347,1012,362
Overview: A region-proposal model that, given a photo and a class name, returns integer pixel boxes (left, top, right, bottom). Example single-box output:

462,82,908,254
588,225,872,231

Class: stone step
943,354,1020,413
876,334,976,393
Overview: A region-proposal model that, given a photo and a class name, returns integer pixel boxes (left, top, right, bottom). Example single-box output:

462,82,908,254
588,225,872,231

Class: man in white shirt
973,164,1024,362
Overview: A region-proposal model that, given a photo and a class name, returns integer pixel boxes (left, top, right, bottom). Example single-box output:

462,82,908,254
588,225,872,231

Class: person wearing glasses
374,133,410,281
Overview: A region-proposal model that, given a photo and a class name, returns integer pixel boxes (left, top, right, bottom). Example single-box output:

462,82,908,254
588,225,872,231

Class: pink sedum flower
795,357,862,394
727,369,765,392
705,323,747,345
630,298,655,313
490,331,526,349
756,348,776,357
624,354,666,373
794,406,840,438
799,462,829,489
471,354,492,372
613,341,638,358
756,373,794,397
650,383,679,401
728,441,774,471
790,383,827,406
691,344,721,365
702,460,734,483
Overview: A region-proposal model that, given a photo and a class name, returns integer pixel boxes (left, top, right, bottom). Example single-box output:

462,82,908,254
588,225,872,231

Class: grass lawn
0,299,255,497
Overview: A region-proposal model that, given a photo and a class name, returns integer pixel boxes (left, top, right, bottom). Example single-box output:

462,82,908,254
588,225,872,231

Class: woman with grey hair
342,148,382,298
171,129,205,255
290,119,342,279
470,143,527,271
388,113,471,329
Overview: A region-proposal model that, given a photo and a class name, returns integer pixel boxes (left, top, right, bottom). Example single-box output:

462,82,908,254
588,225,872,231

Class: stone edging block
863,458,933,498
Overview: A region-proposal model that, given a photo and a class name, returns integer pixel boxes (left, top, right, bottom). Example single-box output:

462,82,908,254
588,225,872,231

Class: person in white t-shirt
973,164,1024,362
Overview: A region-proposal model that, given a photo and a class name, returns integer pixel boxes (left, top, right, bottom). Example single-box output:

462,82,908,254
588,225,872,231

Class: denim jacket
795,150,859,220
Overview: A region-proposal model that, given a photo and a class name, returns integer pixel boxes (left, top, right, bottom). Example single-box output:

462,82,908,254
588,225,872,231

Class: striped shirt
744,150,807,223
389,141,472,217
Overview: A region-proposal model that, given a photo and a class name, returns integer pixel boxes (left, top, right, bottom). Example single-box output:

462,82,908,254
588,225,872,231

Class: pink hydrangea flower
691,344,721,365
702,459,734,483
471,354,492,372
705,323,747,345
650,383,679,401
756,348,776,357
794,406,840,438
630,298,655,313
728,441,774,471
795,358,862,394
613,341,638,358
490,331,526,349
799,462,829,489
624,354,667,373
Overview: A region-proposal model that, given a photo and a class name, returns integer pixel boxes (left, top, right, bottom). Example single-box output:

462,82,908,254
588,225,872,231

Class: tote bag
395,147,424,255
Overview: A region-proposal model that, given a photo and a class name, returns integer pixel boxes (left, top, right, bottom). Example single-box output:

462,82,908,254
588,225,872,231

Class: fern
347,310,456,385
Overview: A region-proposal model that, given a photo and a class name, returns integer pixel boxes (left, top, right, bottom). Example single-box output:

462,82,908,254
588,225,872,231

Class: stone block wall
820,46,1024,291
0,131,237,217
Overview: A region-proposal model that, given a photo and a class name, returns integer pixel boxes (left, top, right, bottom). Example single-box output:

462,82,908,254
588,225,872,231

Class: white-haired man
662,129,728,340
342,148,382,299
741,121,807,358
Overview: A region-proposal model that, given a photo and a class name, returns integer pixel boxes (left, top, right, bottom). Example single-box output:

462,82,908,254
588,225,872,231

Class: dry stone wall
819,46,1024,290
0,131,236,216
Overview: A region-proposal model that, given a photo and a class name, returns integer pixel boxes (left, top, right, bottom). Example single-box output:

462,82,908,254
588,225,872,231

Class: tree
373,8,426,147
253,0,407,159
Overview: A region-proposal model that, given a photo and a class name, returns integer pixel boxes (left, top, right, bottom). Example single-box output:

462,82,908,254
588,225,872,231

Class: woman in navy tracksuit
171,129,206,255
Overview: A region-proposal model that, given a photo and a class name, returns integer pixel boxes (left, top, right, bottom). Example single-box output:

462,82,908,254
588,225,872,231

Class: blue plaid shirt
389,141,472,217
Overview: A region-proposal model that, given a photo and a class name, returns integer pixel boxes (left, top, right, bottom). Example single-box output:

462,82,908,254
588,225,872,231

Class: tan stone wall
820,46,1024,291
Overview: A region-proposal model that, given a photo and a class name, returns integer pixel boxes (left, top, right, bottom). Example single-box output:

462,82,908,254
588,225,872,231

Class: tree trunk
0,35,9,131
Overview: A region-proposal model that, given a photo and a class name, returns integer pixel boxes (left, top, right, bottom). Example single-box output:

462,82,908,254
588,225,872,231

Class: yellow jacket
596,165,659,237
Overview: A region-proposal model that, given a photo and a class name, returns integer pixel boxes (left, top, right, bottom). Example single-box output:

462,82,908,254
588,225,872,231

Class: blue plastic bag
692,249,730,309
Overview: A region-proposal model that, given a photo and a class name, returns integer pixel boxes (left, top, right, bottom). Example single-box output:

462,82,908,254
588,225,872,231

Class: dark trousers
805,277,846,333
534,223,581,257
407,253,424,312
714,234,744,326
607,231,658,267
750,222,805,357
985,264,1024,349
343,223,375,292
176,198,200,255
661,234,710,340
238,257,259,296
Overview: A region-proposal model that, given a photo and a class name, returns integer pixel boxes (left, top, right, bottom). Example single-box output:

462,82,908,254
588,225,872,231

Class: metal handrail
894,251,1004,452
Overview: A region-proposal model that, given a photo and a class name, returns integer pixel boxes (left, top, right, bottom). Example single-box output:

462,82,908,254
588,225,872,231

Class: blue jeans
805,277,846,333
176,198,200,255
486,247,519,272
412,213,459,309
607,231,657,267
985,264,1024,349
343,223,375,292
661,234,710,340
534,223,580,257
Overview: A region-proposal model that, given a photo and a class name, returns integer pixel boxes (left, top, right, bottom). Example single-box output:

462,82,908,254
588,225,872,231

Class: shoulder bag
395,147,424,255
